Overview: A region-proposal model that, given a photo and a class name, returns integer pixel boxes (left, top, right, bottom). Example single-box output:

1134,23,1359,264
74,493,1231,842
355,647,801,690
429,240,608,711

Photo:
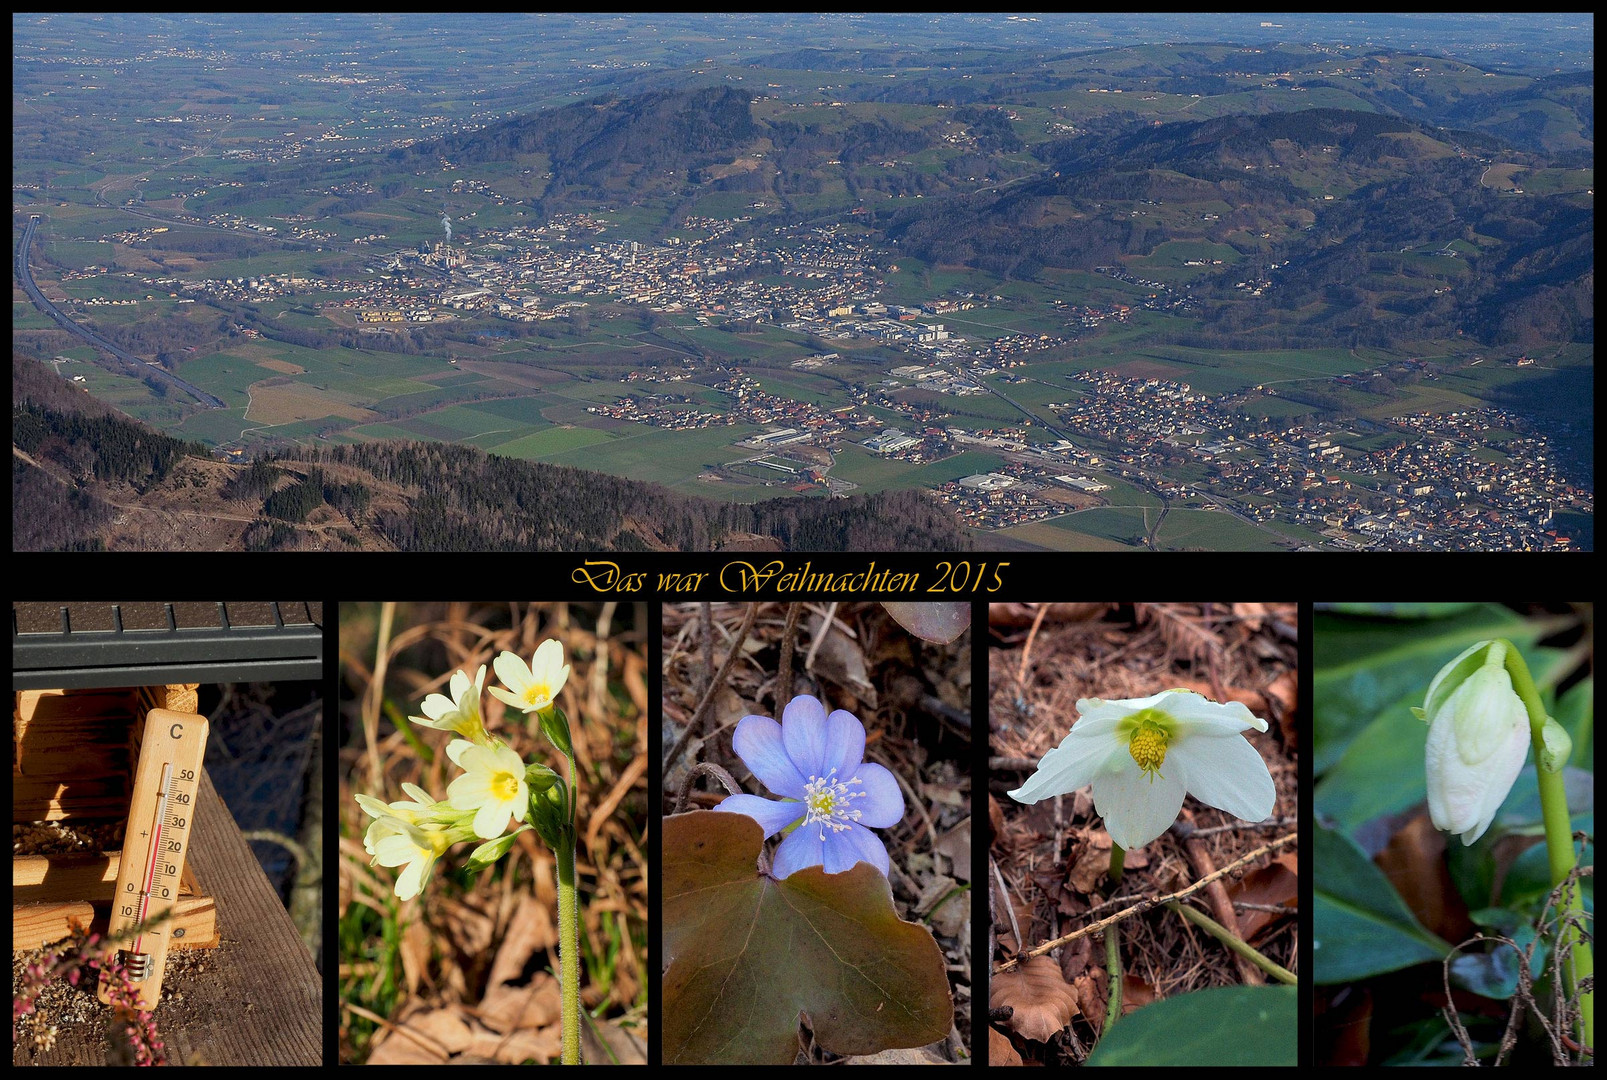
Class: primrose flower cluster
357,640,572,900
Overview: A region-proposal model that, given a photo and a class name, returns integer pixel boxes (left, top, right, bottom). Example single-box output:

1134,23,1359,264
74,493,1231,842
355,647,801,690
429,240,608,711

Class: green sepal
528,776,569,850
526,761,560,791
538,705,574,759
466,825,531,871
1538,717,1573,773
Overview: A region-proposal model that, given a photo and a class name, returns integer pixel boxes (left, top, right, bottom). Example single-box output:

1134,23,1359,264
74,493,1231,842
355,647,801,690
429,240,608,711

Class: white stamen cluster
802,767,867,840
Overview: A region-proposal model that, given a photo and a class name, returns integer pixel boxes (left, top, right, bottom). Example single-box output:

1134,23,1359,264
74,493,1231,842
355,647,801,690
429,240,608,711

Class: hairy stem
1501,640,1592,1054
556,826,581,1065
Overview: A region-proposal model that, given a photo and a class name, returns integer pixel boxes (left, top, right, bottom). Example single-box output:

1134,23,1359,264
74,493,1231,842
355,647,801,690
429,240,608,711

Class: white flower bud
1423,641,1531,845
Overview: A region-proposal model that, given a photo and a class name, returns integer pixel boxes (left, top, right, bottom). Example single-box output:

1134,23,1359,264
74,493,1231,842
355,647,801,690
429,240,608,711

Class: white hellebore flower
448,741,531,839
1009,689,1276,850
489,640,570,715
1418,639,1530,845
409,665,490,743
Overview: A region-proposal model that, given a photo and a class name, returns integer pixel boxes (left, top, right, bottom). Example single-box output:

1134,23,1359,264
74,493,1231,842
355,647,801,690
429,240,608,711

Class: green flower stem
1165,901,1298,986
560,748,585,1064
556,824,581,1065
1500,640,1593,1054
1104,922,1122,1030
1104,842,1125,1030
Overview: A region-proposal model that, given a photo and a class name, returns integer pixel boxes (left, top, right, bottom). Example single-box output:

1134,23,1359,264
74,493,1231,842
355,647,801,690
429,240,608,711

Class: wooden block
12,777,130,822
13,894,219,952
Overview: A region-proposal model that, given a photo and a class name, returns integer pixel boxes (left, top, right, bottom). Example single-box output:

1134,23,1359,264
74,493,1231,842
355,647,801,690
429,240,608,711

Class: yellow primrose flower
367,816,453,901
447,741,531,839
409,665,490,743
488,640,570,715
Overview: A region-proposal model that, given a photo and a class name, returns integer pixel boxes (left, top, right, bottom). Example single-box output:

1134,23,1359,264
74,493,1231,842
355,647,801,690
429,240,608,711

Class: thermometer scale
98,708,209,1009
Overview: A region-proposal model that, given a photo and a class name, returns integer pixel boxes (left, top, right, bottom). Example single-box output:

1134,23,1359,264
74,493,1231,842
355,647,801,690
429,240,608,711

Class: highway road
15,214,225,408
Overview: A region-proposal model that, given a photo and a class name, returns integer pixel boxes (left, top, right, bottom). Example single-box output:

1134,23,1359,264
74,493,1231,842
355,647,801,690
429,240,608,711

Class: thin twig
992,832,1298,974
363,601,396,795
1017,603,1051,687
991,855,1024,957
673,761,742,814
803,601,837,673
697,602,713,703
776,602,802,709
1172,816,1297,839
665,603,758,769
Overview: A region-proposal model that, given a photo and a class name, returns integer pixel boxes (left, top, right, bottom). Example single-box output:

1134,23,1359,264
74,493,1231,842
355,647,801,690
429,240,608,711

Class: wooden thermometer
98,708,209,1009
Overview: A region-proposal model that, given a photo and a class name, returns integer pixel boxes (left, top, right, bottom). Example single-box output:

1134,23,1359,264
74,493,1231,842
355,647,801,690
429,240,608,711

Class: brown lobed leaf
988,955,1080,1042
664,811,951,1064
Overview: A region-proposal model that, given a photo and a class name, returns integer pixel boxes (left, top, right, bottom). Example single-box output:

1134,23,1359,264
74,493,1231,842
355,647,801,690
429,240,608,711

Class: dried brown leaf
935,818,971,882
1121,971,1159,1015
988,1025,1024,1067
988,955,1080,1042
845,1044,954,1065
1224,852,1299,944
1266,670,1298,751
1374,813,1474,945
1171,678,1267,717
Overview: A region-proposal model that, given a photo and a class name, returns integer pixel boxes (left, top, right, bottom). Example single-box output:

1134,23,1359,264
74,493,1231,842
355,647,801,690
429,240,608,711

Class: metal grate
12,602,323,689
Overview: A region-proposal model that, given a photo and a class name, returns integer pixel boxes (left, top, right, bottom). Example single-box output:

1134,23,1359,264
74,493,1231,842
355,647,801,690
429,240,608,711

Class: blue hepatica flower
714,694,905,879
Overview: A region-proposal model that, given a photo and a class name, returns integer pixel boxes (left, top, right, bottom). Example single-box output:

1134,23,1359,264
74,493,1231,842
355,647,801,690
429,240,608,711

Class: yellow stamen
1128,720,1169,778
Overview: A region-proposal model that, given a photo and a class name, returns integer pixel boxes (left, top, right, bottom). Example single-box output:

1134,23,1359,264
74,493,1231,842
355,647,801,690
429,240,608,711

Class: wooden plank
165,768,321,1063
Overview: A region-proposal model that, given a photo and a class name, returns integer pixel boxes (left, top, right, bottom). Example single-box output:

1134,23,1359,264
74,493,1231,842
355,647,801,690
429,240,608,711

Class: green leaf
663,811,951,1064
1316,603,1484,619
1555,676,1593,771
881,601,969,644
1314,824,1451,984
1449,944,1523,1000
1313,605,1532,776
1084,985,1297,1066
1313,689,1431,833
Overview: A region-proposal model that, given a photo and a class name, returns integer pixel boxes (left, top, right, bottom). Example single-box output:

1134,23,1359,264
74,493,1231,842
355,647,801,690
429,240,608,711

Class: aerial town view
13,13,1593,551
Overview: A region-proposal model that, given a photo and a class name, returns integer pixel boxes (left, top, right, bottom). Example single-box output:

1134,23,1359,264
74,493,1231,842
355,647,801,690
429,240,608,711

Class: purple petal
822,709,866,779
711,794,803,839
822,822,891,876
780,695,832,779
772,824,826,879
732,714,807,799
848,761,904,828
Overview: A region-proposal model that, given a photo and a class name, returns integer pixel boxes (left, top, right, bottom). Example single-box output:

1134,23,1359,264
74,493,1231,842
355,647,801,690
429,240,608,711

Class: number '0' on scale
99,709,209,1009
